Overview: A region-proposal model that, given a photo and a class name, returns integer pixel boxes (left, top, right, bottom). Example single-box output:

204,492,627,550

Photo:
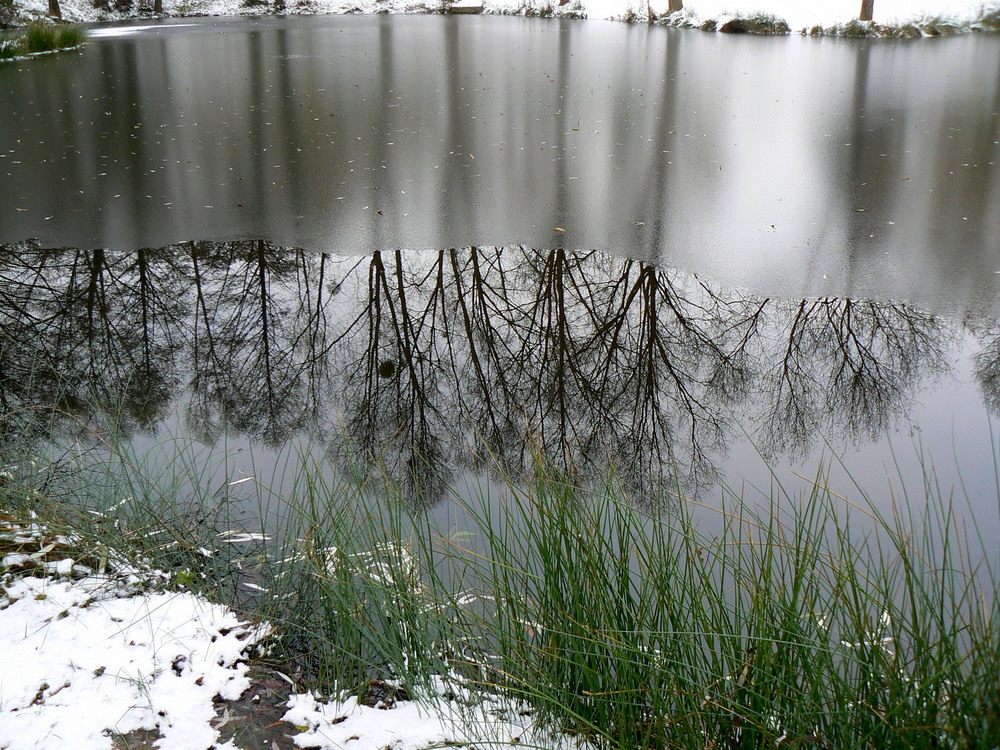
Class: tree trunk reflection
0,241,967,506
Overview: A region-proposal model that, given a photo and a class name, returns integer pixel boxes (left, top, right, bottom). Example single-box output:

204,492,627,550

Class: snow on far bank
619,0,999,30
8,0,1000,32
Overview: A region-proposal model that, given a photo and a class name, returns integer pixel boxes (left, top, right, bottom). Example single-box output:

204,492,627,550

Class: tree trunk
154,0,163,13
48,0,62,19
859,0,874,21
668,0,682,11
274,0,285,11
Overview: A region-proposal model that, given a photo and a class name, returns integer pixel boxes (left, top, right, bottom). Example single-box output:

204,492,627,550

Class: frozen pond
1,15,999,306
1,15,999,550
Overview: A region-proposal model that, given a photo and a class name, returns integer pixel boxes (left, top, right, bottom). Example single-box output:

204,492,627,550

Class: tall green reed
250,445,997,749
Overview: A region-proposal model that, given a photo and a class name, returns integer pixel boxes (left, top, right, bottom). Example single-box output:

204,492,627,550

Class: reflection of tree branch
966,317,1000,416
451,249,501,441
0,241,965,507
0,242,185,433
338,250,452,506
760,298,950,456
183,240,320,447
581,260,755,495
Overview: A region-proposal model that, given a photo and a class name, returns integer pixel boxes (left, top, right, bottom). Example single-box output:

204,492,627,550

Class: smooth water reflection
1,241,997,543
1,16,999,308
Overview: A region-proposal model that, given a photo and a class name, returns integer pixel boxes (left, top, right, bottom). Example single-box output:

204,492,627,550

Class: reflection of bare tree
333,247,757,500
974,343,1000,415
579,259,762,495
0,240,337,447
0,241,186,433
469,249,760,495
759,298,951,457
333,249,454,506
183,240,333,448
0,241,968,505
965,316,1000,416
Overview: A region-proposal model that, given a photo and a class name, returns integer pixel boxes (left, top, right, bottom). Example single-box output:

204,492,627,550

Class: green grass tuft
54,22,85,47
24,21,62,51
0,21,85,60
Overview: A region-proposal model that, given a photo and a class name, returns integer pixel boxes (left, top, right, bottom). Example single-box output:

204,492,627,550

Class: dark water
1,16,999,547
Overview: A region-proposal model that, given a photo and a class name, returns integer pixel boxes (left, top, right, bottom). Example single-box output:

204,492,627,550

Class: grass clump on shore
658,10,791,35
2,405,997,749
718,12,789,34
0,21,85,60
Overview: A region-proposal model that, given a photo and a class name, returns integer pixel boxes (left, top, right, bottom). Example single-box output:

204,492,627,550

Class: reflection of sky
1,16,998,313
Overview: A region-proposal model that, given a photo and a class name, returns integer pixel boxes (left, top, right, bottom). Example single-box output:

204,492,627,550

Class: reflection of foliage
0,240,966,505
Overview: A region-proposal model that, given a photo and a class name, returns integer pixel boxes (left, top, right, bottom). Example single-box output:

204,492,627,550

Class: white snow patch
0,568,585,750
0,510,579,750
282,687,593,750
87,22,201,36
0,574,266,750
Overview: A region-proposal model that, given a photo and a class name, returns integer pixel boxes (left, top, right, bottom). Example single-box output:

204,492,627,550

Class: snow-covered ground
7,0,1000,33
0,515,574,750
0,575,263,749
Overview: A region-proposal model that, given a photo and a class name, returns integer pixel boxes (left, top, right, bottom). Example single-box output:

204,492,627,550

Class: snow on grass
282,686,592,750
0,578,580,750
8,0,1000,32
654,0,1000,30
0,513,262,749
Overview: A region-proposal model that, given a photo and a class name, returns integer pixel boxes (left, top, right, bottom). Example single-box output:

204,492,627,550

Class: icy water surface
1,15,999,305
0,16,999,549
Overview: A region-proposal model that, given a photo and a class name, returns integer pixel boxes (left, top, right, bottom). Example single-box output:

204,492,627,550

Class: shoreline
4,0,1000,38
2,398,997,750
